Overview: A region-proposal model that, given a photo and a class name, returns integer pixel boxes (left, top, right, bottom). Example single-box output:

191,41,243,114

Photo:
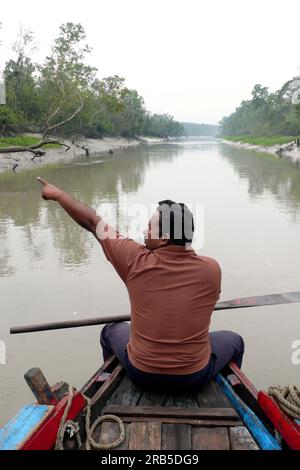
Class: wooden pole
11,314,130,334
10,291,300,335
24,368,58,405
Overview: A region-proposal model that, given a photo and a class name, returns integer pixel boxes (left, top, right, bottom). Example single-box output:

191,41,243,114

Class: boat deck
84,374,259,450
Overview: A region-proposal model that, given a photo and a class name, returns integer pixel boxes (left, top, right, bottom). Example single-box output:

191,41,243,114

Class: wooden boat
1,357,299,451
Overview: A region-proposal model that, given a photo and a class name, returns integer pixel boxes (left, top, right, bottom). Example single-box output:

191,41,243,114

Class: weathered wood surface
81,355,117,397
84,374,258,450
95,422,131,451
102,405,240,420
229,426,259,450
129,422,161,450
165,392,199,408
24,368,57,405
51,381,69,401
109,417,242,426
196,381,232,408
192,427,230,450
107,375,142,406
161,424,191,450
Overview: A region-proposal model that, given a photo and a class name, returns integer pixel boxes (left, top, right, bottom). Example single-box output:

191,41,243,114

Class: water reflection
0,223,15,277
0,145,182,275
220,144,300,220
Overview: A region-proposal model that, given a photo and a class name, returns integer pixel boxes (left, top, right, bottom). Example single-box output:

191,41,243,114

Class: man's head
143,199,194,250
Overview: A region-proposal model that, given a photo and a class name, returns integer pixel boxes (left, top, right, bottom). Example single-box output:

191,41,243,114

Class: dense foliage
0,23,185,139
220,82,300,137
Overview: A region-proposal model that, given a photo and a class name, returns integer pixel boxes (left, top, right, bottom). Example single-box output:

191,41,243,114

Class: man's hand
37,177,63,201
37,176,100,233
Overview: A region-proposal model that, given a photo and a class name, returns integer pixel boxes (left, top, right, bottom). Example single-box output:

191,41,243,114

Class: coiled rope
84,395,125,450
268,384,300,419
55,385,125,450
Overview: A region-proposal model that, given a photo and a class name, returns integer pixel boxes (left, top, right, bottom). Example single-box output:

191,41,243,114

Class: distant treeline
182,122,219,137
0,22,213,141
220,81,300,137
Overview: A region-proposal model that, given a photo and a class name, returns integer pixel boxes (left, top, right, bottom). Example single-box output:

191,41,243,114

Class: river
1,139,300,426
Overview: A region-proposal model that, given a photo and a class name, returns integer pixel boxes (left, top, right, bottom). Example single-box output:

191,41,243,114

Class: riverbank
220,136,300,163
0,135,166,173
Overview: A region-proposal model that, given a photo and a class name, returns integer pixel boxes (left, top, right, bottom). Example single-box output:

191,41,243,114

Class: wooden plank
139,390,166,406
95,422,130,450
129,422,161,450
162,424,191,450
81,356,118,396
228,362,258,399
115,417,242,426
196,381,232,408
90,364,124,406
102,405,240,420
229,426,259,450
163,389,197,451
87,364,124,424
192,427,230,450
107,375,142,406
165,393,199,408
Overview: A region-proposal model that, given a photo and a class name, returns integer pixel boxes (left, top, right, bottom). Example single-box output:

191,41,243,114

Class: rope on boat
55,385,125,450
268,384,300,419
55,386,82,450
85,395,125,450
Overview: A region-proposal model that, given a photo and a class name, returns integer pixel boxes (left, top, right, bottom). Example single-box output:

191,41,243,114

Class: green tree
3,26,38,126
114,88,145,137
220,80,300,137
37,22,97,138
0,106,19,135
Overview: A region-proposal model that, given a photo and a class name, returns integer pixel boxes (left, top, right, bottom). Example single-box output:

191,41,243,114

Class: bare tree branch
43,97,84,139
0,139,70,156
43,81,66,129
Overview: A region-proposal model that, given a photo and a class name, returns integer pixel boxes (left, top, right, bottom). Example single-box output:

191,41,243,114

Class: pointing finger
37,176,47,186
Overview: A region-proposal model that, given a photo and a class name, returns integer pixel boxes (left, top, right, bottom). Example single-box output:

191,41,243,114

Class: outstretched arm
37,177,100,234
37,177,143,281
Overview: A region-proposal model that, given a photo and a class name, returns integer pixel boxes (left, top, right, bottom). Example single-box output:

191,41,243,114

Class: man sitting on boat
38,177,244,392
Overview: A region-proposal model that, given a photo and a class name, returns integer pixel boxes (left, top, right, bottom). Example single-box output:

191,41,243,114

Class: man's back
100,234,221,375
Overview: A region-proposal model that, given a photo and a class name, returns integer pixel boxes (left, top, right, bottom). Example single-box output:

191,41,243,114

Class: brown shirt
98,224,221,375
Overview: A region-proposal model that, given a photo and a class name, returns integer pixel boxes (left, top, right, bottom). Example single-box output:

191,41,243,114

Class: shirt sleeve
94,219,143,282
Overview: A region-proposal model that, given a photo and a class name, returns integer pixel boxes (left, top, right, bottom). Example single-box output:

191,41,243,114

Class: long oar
10,291,300,335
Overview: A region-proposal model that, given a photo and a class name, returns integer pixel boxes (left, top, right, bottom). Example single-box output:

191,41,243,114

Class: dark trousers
100,322,244,392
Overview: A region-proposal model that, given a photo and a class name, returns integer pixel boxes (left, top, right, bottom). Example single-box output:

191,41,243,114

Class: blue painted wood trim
0,404,51,450
215,374,281,450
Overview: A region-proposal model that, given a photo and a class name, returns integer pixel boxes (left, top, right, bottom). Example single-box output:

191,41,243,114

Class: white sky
1,0,300,124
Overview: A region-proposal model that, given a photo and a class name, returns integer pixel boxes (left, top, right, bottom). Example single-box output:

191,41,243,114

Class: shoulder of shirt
197,255,221,269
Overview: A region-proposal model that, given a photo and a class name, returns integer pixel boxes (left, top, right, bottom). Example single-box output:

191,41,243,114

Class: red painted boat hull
258,391,300,450
21,392,86,450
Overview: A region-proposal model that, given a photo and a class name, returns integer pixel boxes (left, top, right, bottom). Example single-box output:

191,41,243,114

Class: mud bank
221,139,300,164
0,136,165,173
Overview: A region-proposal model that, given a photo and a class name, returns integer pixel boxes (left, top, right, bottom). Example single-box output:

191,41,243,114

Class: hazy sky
1,0,300,124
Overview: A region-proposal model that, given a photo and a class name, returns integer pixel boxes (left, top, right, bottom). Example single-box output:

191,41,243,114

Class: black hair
158,199,194,246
